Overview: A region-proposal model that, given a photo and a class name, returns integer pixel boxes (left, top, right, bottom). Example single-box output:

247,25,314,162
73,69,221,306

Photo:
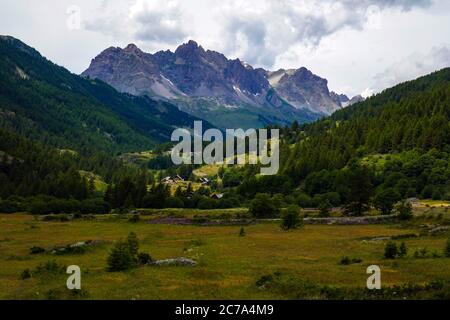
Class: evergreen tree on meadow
281,205,303,230
373,188,400,215
343,162,373,216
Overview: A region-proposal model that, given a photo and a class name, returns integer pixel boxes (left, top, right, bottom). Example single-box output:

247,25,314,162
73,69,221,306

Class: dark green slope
0,36,205,154
282,68,450,179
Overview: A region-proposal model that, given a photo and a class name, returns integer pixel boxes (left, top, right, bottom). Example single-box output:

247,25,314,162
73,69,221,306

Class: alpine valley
1,34,450,301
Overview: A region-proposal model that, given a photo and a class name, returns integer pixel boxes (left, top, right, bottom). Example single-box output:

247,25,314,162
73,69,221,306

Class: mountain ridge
82,41,361,128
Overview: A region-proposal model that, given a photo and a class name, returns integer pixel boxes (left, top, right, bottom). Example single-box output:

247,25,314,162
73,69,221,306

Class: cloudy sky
1,0,450,97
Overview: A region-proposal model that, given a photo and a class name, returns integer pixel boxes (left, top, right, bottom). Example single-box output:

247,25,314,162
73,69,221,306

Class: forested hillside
213,69,450,215
0,126,153,213
282,68,450,179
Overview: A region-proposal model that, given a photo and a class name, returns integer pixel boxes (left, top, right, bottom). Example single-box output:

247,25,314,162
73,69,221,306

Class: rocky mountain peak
123,43,141,53
175,40,204,56
291,67,328,87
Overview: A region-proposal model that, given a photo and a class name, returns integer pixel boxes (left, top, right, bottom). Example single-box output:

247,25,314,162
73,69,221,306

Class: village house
211,193,224,200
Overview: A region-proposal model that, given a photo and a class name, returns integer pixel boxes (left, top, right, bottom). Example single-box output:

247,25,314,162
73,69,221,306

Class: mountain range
82,40,363,129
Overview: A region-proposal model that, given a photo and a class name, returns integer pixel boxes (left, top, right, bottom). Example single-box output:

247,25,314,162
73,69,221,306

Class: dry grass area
0,212,449,300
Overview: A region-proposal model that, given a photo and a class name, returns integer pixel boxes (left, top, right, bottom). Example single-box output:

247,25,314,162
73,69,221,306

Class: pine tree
398,242,408,257
344,162,373,216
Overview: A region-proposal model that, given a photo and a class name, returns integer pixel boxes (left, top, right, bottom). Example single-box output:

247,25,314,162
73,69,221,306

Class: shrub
384,241,398,259
250,193,280,218
188,239,204,247
255,274,274,288
339,256,362,265
373,188,401,215
239,227,246,237
197,197,217,210
420,247,428,257
445,238,450,258
413,247,431,259
126,232,139,257
128,214,140,223
272,194,285,208
34,260,66,276
30,246,46,254
73,212,83,219
0,200,22,213
80,199,110,214
431,251,441,258
339,256,351,265
314,193,341,207
42,214,70,222
20,269,31,280
296,193,313,208
27,197,109,215
318,200,331,217
217,197,240,209
29,199,54,215
107,240,137,271
396,200,413,220
398,242,408,257
165,197,185,208
280,205,303,230
137,252,153,265
46,287,90,300
107,232,141,271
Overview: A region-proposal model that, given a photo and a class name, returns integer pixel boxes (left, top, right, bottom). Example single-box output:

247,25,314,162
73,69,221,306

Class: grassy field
0,210,449,300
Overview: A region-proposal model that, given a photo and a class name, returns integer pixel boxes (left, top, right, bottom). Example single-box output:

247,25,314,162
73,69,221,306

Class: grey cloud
220,0,433,68
372,45,450,92
84,0,188,45
130,0,188,43
346,0,432,11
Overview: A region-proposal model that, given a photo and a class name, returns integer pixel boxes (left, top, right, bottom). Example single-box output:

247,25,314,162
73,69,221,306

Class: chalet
211,193,224,200
161,175,184,184
199,177,210,185
406,198,420,204
174,175,184,182
161,176,174,184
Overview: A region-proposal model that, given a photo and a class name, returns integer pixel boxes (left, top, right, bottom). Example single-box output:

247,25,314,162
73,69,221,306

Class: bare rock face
84,40,270,104
330,91,350,106
268,68,342,114
346,95,365,106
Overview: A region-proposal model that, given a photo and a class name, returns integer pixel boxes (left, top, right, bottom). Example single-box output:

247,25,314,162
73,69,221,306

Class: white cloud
361,88,375,98
84,0,190,49
214,0,431,68
1,0,448,97
129,0,189,44
84,0,432,68
79,0,448,96
371,46,450,93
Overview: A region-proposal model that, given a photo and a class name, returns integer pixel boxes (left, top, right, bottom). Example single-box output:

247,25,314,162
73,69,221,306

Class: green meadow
0,208,449,300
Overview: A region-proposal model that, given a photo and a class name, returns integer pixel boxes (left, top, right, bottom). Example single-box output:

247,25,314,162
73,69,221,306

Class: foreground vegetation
0,208,449,300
